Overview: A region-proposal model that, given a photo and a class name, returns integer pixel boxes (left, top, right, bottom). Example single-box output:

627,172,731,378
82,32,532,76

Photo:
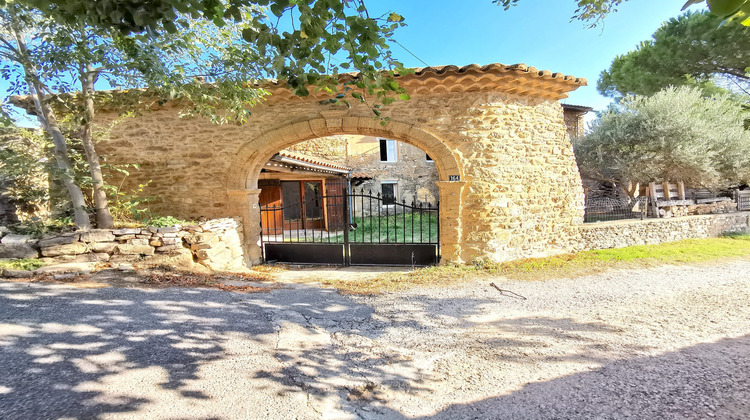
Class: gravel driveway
1,260,749,419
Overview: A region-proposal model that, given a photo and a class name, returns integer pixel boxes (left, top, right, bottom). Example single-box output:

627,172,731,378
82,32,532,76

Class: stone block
190,243,211,251
1,269,34,278
127,238,150,246
40,242,88,257
34,262,97,275
1,234,35,245
116,235,136,241
141,249,194,269
79,230,115,243
0,243,39,259
157,226,180,234
161,237,180,245
109,254,142,264
149,238,164,247
46,253,111,263
112,228,140,235
115,244,155,256
91,241,119,253
155,244,187,254
195,249,210,260
38,234,80,248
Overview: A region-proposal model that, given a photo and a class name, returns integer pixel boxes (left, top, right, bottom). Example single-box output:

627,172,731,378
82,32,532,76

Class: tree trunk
29,84,91,229
10,20,91,229
80,64,113,228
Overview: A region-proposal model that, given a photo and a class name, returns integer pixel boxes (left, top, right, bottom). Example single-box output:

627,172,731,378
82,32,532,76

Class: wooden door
259,185,283,235
325,180,347,231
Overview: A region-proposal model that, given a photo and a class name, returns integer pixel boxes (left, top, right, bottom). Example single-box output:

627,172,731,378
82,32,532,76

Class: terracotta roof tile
274,152,350,171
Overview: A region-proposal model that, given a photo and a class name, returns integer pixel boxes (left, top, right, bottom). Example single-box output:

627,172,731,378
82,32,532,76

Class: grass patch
331,213,438,243
322,234,750,294
0,258,46,271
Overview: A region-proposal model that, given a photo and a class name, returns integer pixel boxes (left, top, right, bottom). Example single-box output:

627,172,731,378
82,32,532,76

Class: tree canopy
598,11,750,98
575,86,750,192
497,0,750,26
9,0,409,102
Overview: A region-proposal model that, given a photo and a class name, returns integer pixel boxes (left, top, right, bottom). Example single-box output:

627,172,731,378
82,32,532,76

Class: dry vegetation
320,234,750,294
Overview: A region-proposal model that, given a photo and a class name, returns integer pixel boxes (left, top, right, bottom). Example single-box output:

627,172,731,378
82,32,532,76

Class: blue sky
8,0,703,126
365,0,704,112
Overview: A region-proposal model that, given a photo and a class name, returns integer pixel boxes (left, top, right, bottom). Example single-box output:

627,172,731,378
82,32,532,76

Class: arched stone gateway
72,63,589,265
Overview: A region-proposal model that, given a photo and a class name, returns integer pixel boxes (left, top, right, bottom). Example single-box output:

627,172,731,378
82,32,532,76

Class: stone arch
227,115,463,191
226,114,467,265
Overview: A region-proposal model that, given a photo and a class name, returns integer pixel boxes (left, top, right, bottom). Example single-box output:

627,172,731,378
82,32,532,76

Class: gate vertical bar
343,188,350,266
369,191,373,244
378,192,382,243
436,201,441,261
402,200,406,244
259,205,265,262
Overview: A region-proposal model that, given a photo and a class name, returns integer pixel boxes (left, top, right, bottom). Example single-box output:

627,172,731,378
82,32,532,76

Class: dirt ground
1,261,749,419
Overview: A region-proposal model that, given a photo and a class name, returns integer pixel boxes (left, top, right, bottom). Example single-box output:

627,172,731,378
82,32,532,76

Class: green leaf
387,12,405,22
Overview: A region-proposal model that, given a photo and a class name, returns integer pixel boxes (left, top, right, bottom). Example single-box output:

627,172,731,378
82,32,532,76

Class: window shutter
379,139,388,161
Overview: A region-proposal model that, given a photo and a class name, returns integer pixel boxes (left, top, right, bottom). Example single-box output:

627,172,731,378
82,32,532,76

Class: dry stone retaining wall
0,218,246,276
578,213,750,251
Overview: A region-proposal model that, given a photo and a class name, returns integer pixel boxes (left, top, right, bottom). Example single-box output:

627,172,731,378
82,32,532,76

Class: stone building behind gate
285,135,440,207
12,63,591,266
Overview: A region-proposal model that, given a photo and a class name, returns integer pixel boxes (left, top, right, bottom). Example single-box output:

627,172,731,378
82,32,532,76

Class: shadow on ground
0,280,746,419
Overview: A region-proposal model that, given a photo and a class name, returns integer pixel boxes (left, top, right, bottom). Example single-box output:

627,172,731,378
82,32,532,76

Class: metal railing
584,197,647,223
736,190,750,211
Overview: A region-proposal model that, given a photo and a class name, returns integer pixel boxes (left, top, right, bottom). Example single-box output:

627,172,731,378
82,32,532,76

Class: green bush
0,258,45,271
10,217,75,238
146,216,192,227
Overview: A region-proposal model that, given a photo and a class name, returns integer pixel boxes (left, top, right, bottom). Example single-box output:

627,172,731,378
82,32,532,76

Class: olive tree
574,86,750,195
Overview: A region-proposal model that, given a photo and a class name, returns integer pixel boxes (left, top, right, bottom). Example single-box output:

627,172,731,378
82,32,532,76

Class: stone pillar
227,189,262,265
436,181,468,265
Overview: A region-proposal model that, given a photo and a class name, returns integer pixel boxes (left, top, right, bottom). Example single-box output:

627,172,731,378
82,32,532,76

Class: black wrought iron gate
260,187,440,266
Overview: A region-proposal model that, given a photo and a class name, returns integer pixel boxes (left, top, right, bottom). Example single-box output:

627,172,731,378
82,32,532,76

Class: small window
381,182,398,205
425,154,433,162
379,138,397,162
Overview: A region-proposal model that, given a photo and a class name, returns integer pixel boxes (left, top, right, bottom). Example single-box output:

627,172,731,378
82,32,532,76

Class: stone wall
284,135,348,161
91,90,585,264
577,213,750,251
0,218,246,275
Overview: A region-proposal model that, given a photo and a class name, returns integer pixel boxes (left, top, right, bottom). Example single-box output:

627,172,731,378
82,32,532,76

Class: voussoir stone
79,230,116,243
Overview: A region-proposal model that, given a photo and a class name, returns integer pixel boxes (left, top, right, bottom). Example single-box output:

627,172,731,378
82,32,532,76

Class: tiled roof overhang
562,103,594,113
9,63,587,113
262,63,587,101
271,152,350,172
